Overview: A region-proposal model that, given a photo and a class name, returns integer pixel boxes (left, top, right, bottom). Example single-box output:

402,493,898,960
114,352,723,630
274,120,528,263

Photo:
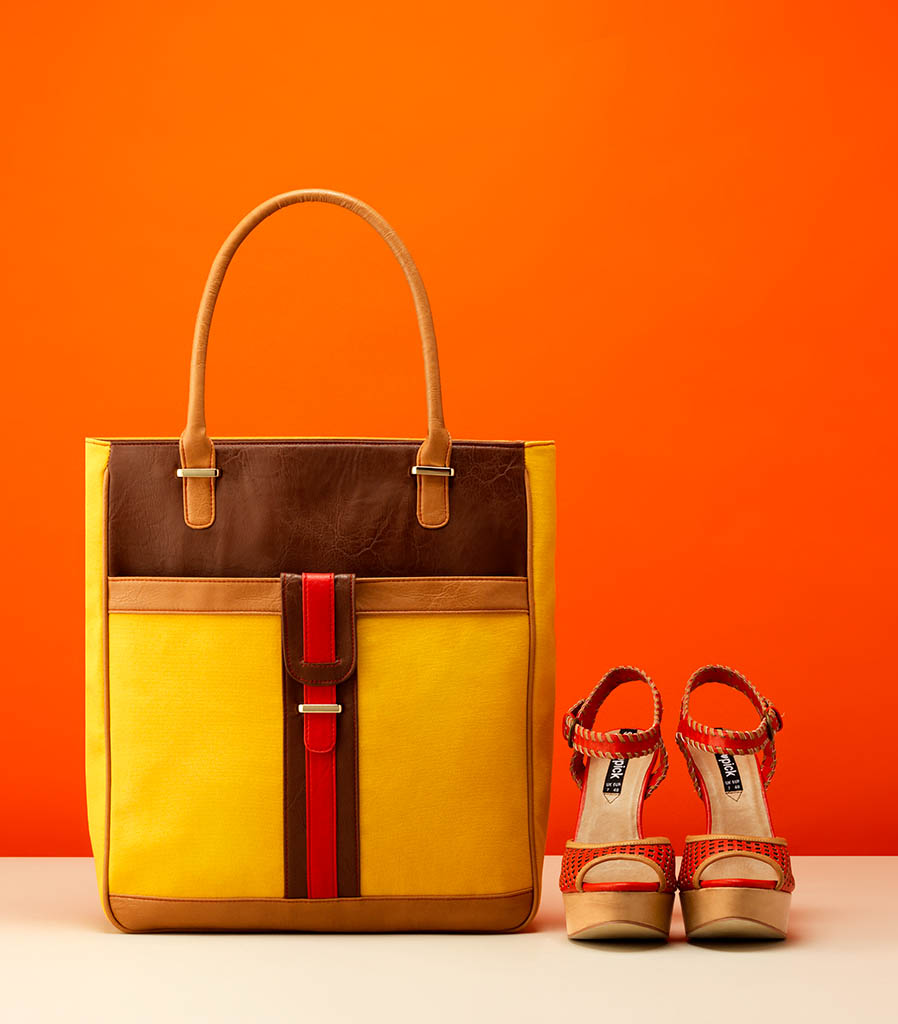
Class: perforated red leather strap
559,840,677,894
302,573,338,900
678,835,795,892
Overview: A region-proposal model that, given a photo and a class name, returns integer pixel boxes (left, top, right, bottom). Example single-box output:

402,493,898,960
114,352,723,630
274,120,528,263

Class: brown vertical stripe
283,666,307,898
283,667,360,899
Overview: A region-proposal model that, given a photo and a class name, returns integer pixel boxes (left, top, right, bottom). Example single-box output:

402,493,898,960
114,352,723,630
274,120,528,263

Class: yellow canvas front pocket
356,611,533,896
106,613,284,898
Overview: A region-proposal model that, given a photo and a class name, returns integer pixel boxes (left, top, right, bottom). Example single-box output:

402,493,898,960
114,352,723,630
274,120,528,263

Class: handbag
85,189,556,932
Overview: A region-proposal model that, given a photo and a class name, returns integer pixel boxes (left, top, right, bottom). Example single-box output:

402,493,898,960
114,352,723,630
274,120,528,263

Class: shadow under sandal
559,667,676,940
676,665,794,941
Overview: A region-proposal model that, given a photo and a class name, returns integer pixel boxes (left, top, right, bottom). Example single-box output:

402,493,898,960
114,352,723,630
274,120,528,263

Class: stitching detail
563,667,668,796
675,664,782,794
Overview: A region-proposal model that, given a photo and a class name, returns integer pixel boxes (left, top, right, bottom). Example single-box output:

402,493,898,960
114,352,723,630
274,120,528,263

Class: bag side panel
522,441,557,928
85,439,110,900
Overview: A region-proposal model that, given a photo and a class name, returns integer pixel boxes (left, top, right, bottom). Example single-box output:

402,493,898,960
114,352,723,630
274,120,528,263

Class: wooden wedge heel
675,666,794,941
559,667,676,941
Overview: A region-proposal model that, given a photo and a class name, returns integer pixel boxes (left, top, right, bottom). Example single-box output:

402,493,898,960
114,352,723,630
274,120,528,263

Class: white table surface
1,856,894,1023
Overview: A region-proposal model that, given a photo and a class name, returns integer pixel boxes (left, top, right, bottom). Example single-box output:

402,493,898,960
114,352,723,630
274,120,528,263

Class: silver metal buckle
176,467,221,478
297,703,342,714
411,465,455,477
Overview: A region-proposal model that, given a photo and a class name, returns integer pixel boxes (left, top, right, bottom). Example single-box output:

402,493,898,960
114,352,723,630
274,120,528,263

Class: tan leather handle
179,189,452,530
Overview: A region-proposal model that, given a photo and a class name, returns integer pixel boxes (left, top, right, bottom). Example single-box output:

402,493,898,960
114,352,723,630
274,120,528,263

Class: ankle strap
562,666,668,795
676,664,783,792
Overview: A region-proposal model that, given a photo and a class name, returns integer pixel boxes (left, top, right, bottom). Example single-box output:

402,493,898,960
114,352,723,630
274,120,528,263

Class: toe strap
559,839,677,894
678,834,795,893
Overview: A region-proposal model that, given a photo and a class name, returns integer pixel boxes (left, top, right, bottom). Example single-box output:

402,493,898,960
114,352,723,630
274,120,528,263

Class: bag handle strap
178,189,453,530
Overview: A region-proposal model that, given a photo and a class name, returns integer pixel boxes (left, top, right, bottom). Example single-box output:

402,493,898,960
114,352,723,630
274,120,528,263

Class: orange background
2,2,896,856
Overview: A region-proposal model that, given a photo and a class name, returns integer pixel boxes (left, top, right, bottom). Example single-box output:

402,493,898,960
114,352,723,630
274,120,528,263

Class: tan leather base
562,891,674,941
680,887,790,941
107,889,534,933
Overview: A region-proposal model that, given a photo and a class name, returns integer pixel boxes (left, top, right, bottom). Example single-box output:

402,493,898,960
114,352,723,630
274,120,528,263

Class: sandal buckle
565,700,585,748
766,705,783,739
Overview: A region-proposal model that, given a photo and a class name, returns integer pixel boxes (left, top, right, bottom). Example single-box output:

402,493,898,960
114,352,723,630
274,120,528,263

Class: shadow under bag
85,189,556,932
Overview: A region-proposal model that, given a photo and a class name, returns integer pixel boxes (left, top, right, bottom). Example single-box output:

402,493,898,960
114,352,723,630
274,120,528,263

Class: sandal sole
680,887,790,941
563,891,674,941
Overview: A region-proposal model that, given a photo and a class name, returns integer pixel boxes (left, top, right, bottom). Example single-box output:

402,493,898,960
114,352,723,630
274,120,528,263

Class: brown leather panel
354,576,528,614
107,888,534,933
281,574,357,685
283,669,360,899
107,575,529,614
106,440,526,578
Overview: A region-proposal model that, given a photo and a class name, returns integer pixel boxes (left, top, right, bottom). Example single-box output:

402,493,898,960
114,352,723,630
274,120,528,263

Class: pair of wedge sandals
560,664,792,941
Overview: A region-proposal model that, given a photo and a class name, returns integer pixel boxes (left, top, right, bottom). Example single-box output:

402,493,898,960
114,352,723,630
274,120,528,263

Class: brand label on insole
714,752,743,793
602,729,636,794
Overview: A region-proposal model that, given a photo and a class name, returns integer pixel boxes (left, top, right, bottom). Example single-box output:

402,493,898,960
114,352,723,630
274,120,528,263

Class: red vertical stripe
302,572,336,663
302,573,338,900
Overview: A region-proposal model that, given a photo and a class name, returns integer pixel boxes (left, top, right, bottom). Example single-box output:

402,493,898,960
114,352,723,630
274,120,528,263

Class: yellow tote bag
85,190,556,932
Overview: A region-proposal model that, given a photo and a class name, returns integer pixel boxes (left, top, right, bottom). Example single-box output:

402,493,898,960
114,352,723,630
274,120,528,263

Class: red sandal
676,665,794,940
559,667,676,940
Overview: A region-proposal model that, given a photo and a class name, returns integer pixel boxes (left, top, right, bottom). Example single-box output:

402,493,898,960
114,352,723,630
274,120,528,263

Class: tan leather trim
107,577,282,614
107,889,534,933
415,430,452,529
179,434,216,531
354,576,528,614
106,576,529,615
